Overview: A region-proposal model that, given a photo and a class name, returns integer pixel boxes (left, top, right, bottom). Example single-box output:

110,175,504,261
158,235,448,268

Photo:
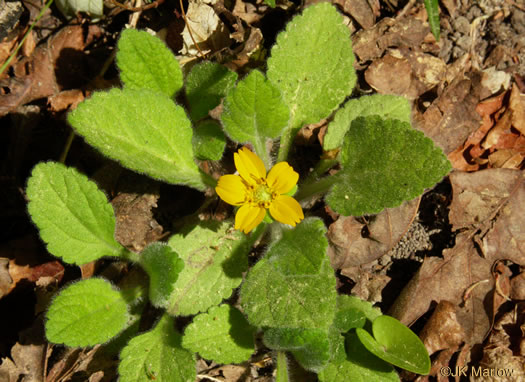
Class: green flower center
255,184,273,202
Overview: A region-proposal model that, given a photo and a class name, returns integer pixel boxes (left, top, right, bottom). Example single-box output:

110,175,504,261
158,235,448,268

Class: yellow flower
216,147,304,233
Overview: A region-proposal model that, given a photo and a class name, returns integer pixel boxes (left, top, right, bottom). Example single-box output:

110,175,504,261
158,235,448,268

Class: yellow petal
234,147,266,185
269,195,304,226
235,204,266,233
216,175,247,206
266,162,299,194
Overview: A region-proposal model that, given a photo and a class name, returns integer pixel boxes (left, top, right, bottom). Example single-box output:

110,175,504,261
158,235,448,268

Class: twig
179,0,205,58
108,0,164,12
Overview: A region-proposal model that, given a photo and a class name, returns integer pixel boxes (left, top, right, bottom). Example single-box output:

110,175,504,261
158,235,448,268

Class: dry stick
179,0,205,58
109,0,164,12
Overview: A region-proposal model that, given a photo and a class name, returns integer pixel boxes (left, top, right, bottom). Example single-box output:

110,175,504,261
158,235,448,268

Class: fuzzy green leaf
333,295,382,332
424,0,440,41
167,221,253,316
185,61,238,120
264,328,344,372
55,0,103,20
267,3,356,155
68,88,206,190
182,304,255,364
356,316,430,375
192,120,227,161
240,218,337,329
116,29,183,97
326,116,451,216
323,95,412,151
319,332,399,382
139,243,184,309
26,162,123,265
221,70,289,162
46,278,130,346
119,314,196,382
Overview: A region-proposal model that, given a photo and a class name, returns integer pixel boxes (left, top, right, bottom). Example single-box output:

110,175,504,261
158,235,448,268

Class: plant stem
295,174,339,202
277,127,295,162
275,351,289,382
120,248,140,263
254,137,271,169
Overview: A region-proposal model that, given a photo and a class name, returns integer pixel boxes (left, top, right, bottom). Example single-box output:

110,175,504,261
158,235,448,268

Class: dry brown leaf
419,300,466,355
333,0,375,29
413,72,483,154
511,271,525,300
0,25,102,117
389,233,493,345
364,49,446,99
327,197,419,270
510,83,525,135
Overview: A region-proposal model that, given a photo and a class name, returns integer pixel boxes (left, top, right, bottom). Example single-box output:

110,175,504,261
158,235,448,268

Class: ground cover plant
1,0,525,381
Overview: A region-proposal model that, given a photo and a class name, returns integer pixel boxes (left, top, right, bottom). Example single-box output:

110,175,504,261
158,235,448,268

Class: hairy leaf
240,218,337,329
185,61,238,120
192,120,226,161
27,162,123,265
182,305,255,364
318,332,399,382
326,116,451,216
139,243,184,308
116,29,183,97
267,3,356,157
167,221,253,316
46,278,130,346
221,70,289,163
119,314,196,382
68,88,205,190
323,95,411,151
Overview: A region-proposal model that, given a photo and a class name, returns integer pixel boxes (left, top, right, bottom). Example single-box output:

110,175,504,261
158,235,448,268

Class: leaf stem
277,128,294,162
295,174,339,202
120,248,140,263
275,351,289,382
199,169,218,189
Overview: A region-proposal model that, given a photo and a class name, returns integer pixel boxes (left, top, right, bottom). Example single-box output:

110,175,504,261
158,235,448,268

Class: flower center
247,182,277,208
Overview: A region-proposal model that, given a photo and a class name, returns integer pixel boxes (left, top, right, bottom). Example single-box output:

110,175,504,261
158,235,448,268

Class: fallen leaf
364,49,446,99
511,271,525,300
333,0,375,29
419,300,465,355
328,197,419,270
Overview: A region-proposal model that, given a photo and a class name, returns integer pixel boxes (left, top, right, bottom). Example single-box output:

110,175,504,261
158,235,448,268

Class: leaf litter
1,0,525,380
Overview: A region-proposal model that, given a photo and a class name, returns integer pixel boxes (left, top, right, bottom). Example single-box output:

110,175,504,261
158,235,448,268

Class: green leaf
26,162,124,265
68,88,206,190
356,316,430,375
182,305,255,364
326,116,451,216
139,243,184,309
167,221,253,316
263,0,276,6
424,0,440,41
264,328,344,372
185,61,238,121
192,120,227,161
119,314,196,382
240,218,337,329
46,278,130,346
116,29,183,97
221,70,289,164
267,3,356,159
323,95,412,151
333,295,382,332
318,332,399,382
55,0,103,20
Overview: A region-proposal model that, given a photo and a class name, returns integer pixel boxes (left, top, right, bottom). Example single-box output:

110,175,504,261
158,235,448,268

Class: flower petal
234,147,266,185
267,162,299,194
235,204,266,233
269,195,304,227
216,175,247,206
